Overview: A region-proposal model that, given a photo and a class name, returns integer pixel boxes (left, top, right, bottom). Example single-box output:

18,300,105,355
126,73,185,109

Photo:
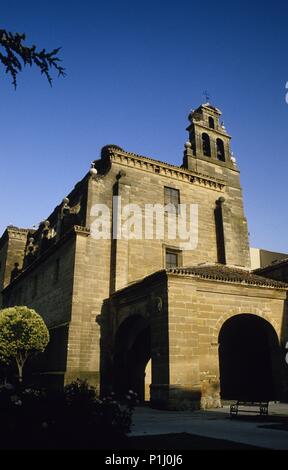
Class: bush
0,379,137,449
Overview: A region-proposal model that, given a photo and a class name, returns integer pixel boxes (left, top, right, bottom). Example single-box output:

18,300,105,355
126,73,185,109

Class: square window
164,187,180,212
166,250,179,269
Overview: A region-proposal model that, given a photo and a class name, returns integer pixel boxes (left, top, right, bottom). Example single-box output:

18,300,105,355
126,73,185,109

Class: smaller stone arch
216,138,225,161
113,313,151,402
208,116,215,129
202,133,211,157
113,302,151,341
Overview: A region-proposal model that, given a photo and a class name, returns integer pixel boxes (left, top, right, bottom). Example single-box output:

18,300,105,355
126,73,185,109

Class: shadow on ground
127,433,263,450
228,414,288,432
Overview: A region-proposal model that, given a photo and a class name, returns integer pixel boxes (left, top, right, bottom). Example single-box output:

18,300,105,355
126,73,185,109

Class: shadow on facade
113,315,151,402
280,302,288,401
25,324,69,390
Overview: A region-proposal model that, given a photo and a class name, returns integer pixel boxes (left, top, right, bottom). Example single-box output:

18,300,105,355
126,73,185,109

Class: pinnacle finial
203,90,211,103
90,161,98,176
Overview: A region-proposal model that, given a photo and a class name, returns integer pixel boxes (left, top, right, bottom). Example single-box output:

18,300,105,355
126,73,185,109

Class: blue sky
1,1,288,252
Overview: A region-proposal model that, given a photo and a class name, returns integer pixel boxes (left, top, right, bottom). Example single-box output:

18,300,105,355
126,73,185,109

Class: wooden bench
230,401,269,417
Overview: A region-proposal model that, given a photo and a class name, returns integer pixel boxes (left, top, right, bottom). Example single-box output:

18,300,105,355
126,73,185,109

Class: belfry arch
218,314,281,401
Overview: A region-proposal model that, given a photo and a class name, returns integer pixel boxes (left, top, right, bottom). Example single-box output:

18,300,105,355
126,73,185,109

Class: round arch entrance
113,315,151,402
218,314,281,401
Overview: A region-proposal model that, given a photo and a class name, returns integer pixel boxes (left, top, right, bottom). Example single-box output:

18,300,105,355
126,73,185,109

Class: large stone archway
218,314,281,401
113,315,151,402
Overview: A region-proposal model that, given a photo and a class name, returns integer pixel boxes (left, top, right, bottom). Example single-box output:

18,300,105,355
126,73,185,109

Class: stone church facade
0,103,287,408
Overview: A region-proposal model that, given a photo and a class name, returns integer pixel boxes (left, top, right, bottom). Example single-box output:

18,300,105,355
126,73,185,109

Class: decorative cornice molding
108,264,288,300
166,266,288,289
0,226,34,249
7,226,32,234
189,120,231,138
74,225,90,236
7,230,29,241
105,148,225,191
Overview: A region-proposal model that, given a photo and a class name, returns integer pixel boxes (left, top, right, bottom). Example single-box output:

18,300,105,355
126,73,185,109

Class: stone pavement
130,404,288,450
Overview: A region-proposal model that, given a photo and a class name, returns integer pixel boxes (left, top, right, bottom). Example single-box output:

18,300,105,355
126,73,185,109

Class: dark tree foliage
0,28,65,88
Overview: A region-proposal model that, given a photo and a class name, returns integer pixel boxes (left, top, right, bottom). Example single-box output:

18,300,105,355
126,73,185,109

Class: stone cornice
0,226,34,249
108,264,288,299
7,226,32,234
74,225,90,236
166,266,288,290
105,148,225,191
190,121,231,139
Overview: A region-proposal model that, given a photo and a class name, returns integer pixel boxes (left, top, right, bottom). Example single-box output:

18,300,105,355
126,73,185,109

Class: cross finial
203,90,211,103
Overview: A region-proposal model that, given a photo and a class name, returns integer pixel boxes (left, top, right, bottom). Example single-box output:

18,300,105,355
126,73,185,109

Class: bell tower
183,103,251,268
183,103,236,175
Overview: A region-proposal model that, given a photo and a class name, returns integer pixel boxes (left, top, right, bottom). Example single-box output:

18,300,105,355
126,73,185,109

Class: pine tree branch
0,29,66,88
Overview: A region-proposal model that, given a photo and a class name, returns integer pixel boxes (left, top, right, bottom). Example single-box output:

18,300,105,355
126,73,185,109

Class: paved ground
130,403,288,450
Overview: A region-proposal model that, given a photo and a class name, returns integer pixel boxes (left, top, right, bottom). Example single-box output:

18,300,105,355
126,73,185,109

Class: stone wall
0,227,30,306
250,248,288,270
167,274,287,408
1,232,76,384
87,150,251,288
64,228,106,389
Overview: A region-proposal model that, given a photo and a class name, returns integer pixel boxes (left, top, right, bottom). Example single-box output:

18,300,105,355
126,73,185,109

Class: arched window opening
216,138,225,161
208,116,215,129
202,133,211,157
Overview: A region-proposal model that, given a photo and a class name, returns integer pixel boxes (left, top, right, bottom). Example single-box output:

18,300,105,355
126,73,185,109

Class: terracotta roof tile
253,258,288,273
167,264,288,288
